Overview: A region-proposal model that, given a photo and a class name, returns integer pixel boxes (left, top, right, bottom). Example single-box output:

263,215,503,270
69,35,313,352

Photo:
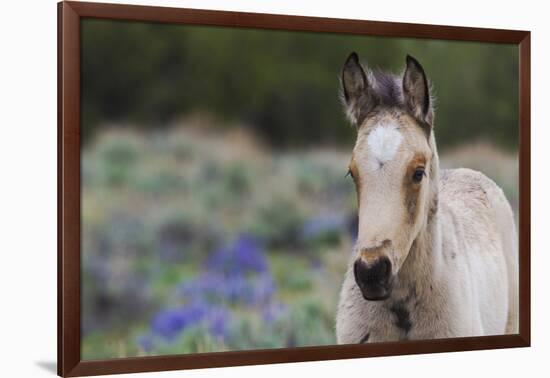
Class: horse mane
370,70,404,108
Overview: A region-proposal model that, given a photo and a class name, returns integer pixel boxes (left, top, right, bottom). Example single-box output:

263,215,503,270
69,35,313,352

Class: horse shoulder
439,168,515,255
438,168,517,334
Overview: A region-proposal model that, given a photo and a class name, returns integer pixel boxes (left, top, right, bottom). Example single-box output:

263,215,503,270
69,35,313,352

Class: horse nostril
353,257,392,287
353,257,392,301
377,257,391,277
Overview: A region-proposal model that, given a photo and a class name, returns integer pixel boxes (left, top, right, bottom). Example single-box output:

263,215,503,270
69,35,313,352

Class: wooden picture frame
58,1,531,376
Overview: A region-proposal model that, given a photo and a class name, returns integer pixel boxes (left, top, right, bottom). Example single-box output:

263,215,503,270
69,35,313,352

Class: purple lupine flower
150,298,234,342
206,234,267,276
151,308,187,340
222,274,249,303
207,307,231,339
179,272,225,300
179,268,276,306
179,272,249,304
232,235,268,274
222,273,275,305
150,301,207,340
152,232,280,344
248,274,276,305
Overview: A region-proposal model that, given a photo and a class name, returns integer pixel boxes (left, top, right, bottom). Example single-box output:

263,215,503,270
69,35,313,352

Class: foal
336,53,518,342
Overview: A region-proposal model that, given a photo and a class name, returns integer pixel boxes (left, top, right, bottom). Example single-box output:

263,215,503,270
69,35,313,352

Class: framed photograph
58,1,530,376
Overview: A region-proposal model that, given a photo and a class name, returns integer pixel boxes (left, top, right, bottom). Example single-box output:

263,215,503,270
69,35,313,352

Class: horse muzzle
353,256,393,301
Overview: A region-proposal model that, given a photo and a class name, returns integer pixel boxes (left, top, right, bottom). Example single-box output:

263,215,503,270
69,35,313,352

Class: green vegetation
81,125,517,359
81,19,519,151
80,20,519,359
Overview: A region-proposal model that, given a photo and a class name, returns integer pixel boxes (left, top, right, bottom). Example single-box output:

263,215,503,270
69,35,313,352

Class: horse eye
412,168,425,183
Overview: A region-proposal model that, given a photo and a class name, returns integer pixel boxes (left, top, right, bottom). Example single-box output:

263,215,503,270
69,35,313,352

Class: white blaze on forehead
366,123,403,165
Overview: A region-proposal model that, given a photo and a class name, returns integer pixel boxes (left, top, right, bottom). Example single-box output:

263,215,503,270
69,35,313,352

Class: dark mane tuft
371,70,403,108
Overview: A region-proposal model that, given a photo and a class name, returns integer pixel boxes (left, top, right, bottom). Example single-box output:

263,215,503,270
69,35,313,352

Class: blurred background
80,19,519,360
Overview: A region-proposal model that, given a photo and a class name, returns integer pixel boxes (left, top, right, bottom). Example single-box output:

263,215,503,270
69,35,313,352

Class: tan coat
336,165,518,342
336,52,518,343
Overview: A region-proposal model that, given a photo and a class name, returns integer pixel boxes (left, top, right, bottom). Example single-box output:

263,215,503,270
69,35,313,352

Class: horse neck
393,138,441,299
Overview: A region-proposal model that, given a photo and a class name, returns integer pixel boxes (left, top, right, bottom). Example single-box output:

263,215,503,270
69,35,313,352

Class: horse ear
341,52,376,127
403,55,434,127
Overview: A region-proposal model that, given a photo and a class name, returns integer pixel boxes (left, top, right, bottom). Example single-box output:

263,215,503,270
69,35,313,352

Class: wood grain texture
67,1,527,43
518,33,531,345
58,2,81,376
